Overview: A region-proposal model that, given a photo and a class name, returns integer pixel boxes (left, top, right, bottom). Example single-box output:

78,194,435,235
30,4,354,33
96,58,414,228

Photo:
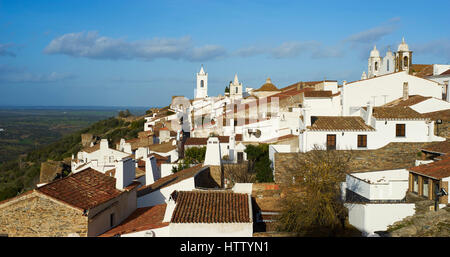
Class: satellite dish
144,230,155,237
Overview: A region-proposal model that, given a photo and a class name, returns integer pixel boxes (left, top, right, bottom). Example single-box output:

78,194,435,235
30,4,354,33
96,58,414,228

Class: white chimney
115,157,135,190
204,137,222,166
403,82,409,101
365,102,373,125
303,107,311,127
123,143,132,154
145,156,159,185
100,139,109,150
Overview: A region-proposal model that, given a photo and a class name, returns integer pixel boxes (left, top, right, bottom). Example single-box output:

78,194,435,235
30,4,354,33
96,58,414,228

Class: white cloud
0,43,16,57
346,17,400,44
44,31,227,62
0,65,75,83
412,39,450,59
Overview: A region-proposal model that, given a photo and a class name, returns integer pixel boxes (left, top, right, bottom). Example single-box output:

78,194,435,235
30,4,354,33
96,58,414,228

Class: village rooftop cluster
0,38,449,237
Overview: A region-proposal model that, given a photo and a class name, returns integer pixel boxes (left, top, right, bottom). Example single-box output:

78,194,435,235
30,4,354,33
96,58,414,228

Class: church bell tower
195,65,208,99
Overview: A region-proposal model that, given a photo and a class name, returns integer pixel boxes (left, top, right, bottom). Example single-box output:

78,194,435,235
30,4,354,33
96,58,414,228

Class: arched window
403,56,408,68
375,62,378,71
235,87,238,93
387,60,389,71
200,80,204,88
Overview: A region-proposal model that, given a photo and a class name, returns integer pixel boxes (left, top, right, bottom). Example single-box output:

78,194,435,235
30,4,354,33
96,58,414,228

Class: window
110,213,115,227
357,135,367,148
235,87,238,93
387,60,390,71
326,134,336,150
413,174,418,193
423,178,429,198
396,124,405,137
200,80,204,88
375,62,378,71
403,56,408,68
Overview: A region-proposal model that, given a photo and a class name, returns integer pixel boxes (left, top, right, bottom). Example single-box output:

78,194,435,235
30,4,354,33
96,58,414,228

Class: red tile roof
308,116,375,131
440,69,450,75
409,155,450,179
421,140,450,155
372,106,426,120
304,90,338,98
137,164,204,196
185,136,230,146
171,190,251,223
383,95,432,107
37,168,139,210
99,204,169,237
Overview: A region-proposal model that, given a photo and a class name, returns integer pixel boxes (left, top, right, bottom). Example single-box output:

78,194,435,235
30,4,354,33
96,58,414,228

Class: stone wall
274,142,435,184
0,191,87,237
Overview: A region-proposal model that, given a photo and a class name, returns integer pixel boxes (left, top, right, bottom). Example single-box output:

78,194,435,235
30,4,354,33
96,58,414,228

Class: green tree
184,146,206,164
244,144,273,183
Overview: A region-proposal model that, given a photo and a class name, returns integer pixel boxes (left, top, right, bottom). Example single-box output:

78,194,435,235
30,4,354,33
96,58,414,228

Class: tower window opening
375,62,378,71
403,56,408,68
200,80,204,88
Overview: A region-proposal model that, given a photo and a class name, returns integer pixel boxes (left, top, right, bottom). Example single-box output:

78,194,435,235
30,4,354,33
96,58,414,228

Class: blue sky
0,0,449,107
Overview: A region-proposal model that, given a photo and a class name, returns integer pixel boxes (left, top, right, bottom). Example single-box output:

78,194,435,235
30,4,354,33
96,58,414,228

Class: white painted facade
72,139,131,173
346,203,415,236
345,169,410,201
342,71,442,116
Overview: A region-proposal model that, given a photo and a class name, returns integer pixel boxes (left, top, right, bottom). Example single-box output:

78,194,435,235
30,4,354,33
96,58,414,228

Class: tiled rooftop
170,190,251,223
383,95,432,107
37,168,139,210
421,140,450,155
409,155,450,179
308,116,375,131
372,106,426,120
99,204,168,237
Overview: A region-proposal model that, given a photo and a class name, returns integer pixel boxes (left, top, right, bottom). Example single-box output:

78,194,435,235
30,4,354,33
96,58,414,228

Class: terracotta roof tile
421,140,450,155
411,64,434,77
440,69,450,75
148,140,177,153
99,204,168,237
383,95,432,107
409,155,450,179
304,90,333,97
185,136,229,146
171,191,251,223
372,106,426,120
308,116,375,131
37,168,131,210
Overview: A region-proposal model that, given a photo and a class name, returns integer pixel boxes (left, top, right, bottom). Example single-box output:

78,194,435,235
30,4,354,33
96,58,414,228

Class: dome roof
370,45,380,57
254,78,280,92
397,37,409,52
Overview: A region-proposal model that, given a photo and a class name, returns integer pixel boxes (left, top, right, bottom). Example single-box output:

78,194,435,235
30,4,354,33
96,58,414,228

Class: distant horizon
1,0,449,106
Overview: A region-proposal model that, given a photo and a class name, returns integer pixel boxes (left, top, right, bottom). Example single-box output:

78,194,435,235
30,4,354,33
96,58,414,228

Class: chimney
303,107,311,127
100,139,109,150
365,102,373,125
123,143,132,154
403,82,409,100
145,156,159,185
204,137,222,166
115,157,135,190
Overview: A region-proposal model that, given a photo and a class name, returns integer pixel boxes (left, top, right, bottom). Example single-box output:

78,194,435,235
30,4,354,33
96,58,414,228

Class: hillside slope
0,116,145,201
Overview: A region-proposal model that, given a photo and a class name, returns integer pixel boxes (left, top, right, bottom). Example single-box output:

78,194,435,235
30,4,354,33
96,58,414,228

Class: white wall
343,71,442,115
121,226,170,237
299,130,377,152
346,203,415,235
137,177,196,208
410,98,450,114
346,169,409,201
168,222,253,237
